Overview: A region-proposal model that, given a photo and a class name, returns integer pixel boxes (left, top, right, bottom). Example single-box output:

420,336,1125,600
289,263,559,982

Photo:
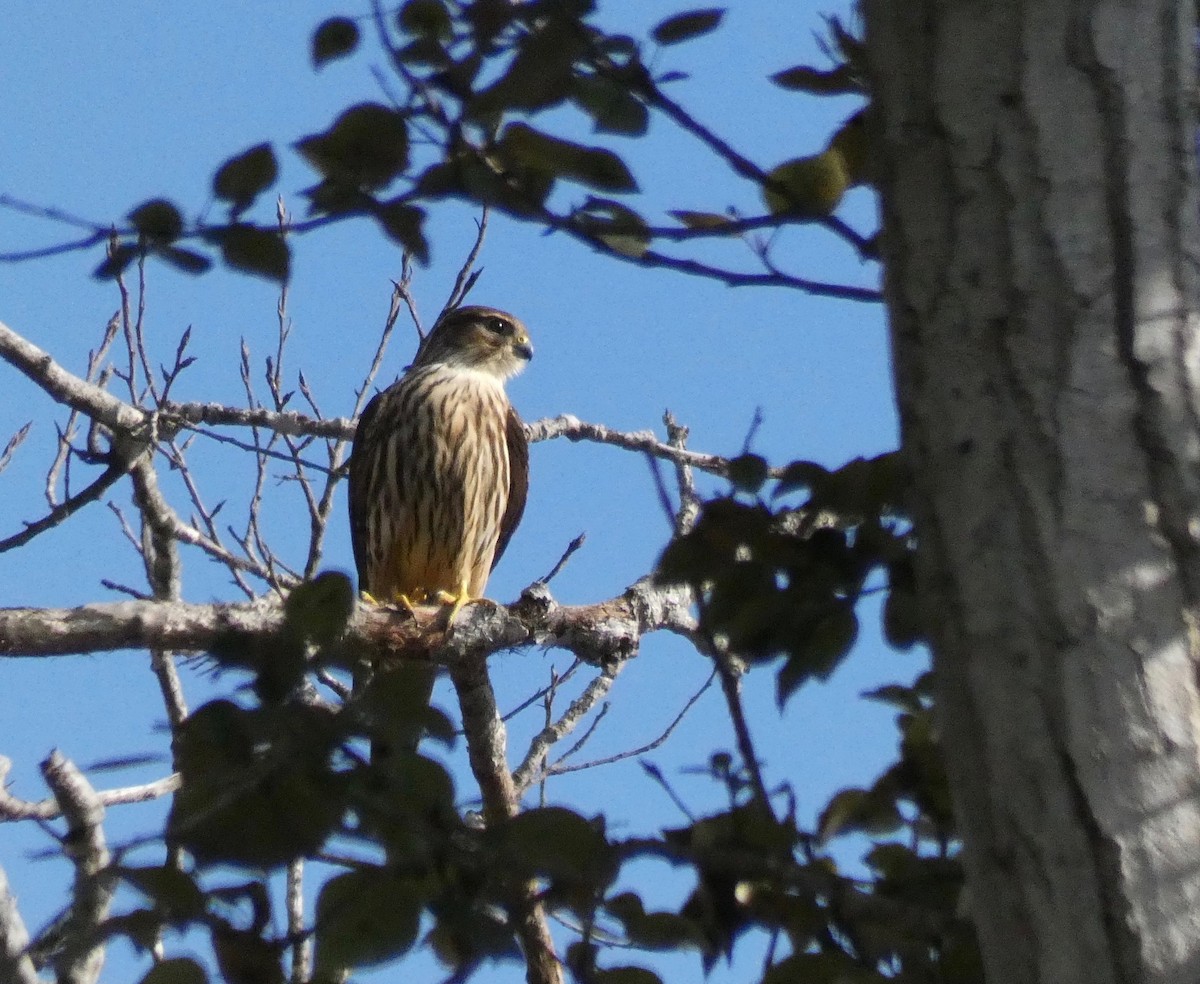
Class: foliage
0,4,983,984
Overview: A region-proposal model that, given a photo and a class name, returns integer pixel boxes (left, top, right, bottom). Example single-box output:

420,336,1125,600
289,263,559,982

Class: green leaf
129,198,183,244
94,242,139,280
651,8,725,45
773,459,827,498
156,246,212,275
210,225,290,282
397,0,453,38
168,701,342,867
816,787,902,842
120,865,206,925
470,20,583,116
571,198,650,257
296,103,410,190
669,210,736,233
497,806,612,884
314,868,423,975
312,17,360,68
373,200,429,265
283,570,355,647
762,151,848,217
777,605,858,705
769,64,859,95
727,453,768,493
139,958,208,984
496,123,637,193
571,74,649,136
213,143,278,215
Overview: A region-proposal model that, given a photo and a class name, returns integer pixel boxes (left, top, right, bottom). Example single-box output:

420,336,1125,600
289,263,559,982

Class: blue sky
0,3,919,981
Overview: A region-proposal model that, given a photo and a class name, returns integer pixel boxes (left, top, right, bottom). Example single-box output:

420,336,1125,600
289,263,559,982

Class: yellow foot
435,579,475,625
393,593,421,618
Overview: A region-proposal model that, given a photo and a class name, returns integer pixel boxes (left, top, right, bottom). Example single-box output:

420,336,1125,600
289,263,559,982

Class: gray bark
864,1,1200,981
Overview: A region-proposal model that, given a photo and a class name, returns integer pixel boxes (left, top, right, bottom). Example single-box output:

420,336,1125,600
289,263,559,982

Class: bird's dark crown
414,305,533,379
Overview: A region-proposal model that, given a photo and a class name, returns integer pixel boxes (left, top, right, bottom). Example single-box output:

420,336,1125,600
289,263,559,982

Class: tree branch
0,863,38,984
43,751,113,984
0,578,696,667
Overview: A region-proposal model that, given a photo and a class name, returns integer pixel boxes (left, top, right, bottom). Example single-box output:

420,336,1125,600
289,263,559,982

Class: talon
359,590,380,605
394,593,420,617
437,579,474,624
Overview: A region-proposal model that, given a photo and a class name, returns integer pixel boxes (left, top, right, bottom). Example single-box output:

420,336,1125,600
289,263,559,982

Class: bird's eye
486,317,510,336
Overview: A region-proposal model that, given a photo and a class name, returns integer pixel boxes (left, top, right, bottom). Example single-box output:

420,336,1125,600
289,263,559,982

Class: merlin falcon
348,305,532,617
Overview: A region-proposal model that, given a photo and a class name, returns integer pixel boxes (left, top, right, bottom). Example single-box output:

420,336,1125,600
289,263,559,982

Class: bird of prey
347,305,532,747
349,303,532,609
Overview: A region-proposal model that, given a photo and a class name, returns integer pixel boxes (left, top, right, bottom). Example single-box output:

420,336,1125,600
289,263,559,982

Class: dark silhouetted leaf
94,242,140,280
296,103,410,190
120,865,206,925
669,210,736,233
283,570,355,647
727,453,768,493
770,64,859,95
139,958,209,984
471,20,583,116
651,8,724,45
499,806,611,883
496,123,637,193
156,246,212,275
312,17,360,68
373,200,429,264
212,923,284,984
777,605,858,704
314,868,423,975
168,701,342,867
773,459,828,498
571,74,649,136
816,787,902,842
209,225,290,282
571,198,650,257
398,0,453,38
129,199,183,244
213,143,278,215
594,968,663,984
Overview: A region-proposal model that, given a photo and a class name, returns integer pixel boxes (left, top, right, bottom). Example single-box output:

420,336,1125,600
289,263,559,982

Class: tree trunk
863,1,1200,981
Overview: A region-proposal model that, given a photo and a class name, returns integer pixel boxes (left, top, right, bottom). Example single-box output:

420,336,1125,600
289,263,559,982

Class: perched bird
349,304,532,609
347,304,532,748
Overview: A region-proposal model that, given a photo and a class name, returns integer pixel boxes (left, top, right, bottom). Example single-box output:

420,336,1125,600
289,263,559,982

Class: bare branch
512,667,619,794
0,422,31,476
0,322,145,435
0,757,180,822
444,208,489,313
0,863,39,984
449,647,563,984
287,859,311,984
0,460,128,554
43,751,113,984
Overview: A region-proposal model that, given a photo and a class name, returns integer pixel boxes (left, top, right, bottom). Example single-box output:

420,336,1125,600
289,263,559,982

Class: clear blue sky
0,3,918,981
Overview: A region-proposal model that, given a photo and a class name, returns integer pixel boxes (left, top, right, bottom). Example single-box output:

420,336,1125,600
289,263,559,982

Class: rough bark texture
864,1,1200,981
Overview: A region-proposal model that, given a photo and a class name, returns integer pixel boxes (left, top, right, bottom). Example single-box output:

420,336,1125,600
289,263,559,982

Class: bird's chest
392,370,510,497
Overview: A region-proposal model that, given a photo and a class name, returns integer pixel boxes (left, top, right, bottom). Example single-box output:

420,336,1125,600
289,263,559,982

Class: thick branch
43,751,113,984
0,322,145,435
0,864,38,984
0,579,695,667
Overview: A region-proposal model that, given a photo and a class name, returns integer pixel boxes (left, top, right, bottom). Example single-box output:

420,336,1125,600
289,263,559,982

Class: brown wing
492,405,528,570
346,388,387,594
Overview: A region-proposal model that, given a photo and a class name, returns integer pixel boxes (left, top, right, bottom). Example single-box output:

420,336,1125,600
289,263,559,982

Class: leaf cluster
657,452,920,706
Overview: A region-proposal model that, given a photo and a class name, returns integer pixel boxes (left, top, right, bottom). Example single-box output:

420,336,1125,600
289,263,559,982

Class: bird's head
414,305,534,380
